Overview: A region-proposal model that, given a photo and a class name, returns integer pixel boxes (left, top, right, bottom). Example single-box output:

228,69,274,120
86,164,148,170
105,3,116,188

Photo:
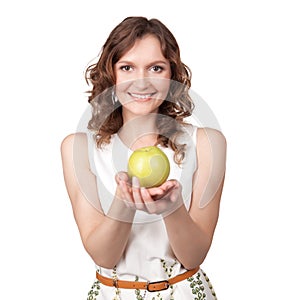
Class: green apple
127,146,170,188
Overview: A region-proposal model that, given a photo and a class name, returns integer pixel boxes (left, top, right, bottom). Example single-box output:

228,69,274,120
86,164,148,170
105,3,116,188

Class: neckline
114,133,161,152
114,133,162,152
114,133,133,153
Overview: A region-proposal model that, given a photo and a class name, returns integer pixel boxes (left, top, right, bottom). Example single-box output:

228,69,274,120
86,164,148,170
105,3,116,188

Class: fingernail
118,172,128,181
132,176,140,188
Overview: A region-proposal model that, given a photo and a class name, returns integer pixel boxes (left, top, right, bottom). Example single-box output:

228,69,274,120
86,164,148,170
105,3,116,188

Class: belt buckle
146,280,169,292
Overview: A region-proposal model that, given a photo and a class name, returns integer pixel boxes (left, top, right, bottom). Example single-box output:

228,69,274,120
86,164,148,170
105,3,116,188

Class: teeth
130,93,153,99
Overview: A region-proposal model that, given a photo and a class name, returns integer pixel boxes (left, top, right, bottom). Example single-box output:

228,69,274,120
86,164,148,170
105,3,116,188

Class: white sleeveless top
86,125,217,299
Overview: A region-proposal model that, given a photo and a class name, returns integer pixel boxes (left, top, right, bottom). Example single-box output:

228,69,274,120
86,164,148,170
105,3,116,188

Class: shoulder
61,133,75,151
194,127,227,167
195,127,226,149
61,132,88,152
60,133,91,168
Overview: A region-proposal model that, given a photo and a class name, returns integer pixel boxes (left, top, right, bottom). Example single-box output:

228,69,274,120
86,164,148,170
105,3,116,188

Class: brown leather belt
96,267,199,292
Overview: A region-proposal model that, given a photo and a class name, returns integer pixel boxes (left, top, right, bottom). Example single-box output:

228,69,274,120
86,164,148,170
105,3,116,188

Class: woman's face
114,34,171,120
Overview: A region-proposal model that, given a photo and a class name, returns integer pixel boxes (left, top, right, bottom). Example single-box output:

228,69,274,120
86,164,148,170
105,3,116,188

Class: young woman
61,16,226,299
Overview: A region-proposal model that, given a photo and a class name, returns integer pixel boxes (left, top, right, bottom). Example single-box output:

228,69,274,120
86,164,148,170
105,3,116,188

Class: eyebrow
116,60,169,66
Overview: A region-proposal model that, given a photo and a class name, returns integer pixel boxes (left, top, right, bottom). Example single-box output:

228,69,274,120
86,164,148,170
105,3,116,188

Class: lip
128,92,156,102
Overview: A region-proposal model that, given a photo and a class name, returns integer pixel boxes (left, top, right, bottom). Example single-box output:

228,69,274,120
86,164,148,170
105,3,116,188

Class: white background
1,0,299,299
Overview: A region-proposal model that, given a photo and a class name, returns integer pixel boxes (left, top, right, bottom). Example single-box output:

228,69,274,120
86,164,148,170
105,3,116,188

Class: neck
119,114,159,150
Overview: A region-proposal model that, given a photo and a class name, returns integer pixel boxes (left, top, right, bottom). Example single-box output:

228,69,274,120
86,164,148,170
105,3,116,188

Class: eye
150,65,164,73
120,65,133,72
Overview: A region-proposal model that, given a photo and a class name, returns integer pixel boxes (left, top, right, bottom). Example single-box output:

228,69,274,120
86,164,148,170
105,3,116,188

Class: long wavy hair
85,16,194,164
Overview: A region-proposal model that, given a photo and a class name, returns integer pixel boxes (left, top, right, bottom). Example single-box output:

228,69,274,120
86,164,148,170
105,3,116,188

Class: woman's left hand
118,175,184,215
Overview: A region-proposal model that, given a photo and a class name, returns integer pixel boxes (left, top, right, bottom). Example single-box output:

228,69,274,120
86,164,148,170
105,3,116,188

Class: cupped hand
116,172,183,215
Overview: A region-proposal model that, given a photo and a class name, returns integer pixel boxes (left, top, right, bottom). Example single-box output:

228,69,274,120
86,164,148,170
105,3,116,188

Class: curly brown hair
85,16,194,164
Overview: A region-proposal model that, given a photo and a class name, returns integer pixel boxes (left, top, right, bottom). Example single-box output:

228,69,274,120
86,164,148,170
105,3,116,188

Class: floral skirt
87,269,217,300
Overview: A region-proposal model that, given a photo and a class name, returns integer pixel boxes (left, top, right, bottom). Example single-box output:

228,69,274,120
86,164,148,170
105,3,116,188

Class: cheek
114,67,128,85
115,71,123,85
153,80,171,96
115,82,132,104
116,74,125,85
115,82,130,94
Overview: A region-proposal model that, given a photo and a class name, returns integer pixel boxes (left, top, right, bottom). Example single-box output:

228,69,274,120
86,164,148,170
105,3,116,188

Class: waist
96,267,199,292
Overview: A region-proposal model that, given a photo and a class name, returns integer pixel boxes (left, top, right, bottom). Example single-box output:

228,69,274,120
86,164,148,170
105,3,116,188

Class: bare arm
163,128,226,269
61,133,135,268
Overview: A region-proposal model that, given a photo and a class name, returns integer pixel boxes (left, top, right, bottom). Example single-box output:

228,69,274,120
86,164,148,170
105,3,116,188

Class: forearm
164,206,212,269
85,198,135,269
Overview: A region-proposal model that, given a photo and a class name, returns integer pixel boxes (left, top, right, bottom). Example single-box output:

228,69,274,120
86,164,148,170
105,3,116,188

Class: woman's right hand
115,172,184,216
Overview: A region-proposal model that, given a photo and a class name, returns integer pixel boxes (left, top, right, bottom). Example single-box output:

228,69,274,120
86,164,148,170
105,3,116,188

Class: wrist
162,199,185,219
107,195,136,223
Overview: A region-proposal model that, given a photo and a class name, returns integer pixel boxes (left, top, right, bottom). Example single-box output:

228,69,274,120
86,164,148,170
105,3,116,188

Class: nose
132,77,150,90
132,69,151,90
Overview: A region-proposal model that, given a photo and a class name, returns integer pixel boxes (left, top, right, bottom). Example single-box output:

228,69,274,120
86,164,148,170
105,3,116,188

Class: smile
128,92,156,100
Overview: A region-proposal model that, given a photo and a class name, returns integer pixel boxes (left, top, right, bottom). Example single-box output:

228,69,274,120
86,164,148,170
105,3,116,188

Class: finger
132,177,145,210
115,172,129,184
169,183,183,203
148,182,173,195
147,186,163,195
148,189,165,201
120,179,134,205
141,187,154,202
165,180,182,194
141,188,157,214
148,181,176,195
160,179,178,190
147,181,178,200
